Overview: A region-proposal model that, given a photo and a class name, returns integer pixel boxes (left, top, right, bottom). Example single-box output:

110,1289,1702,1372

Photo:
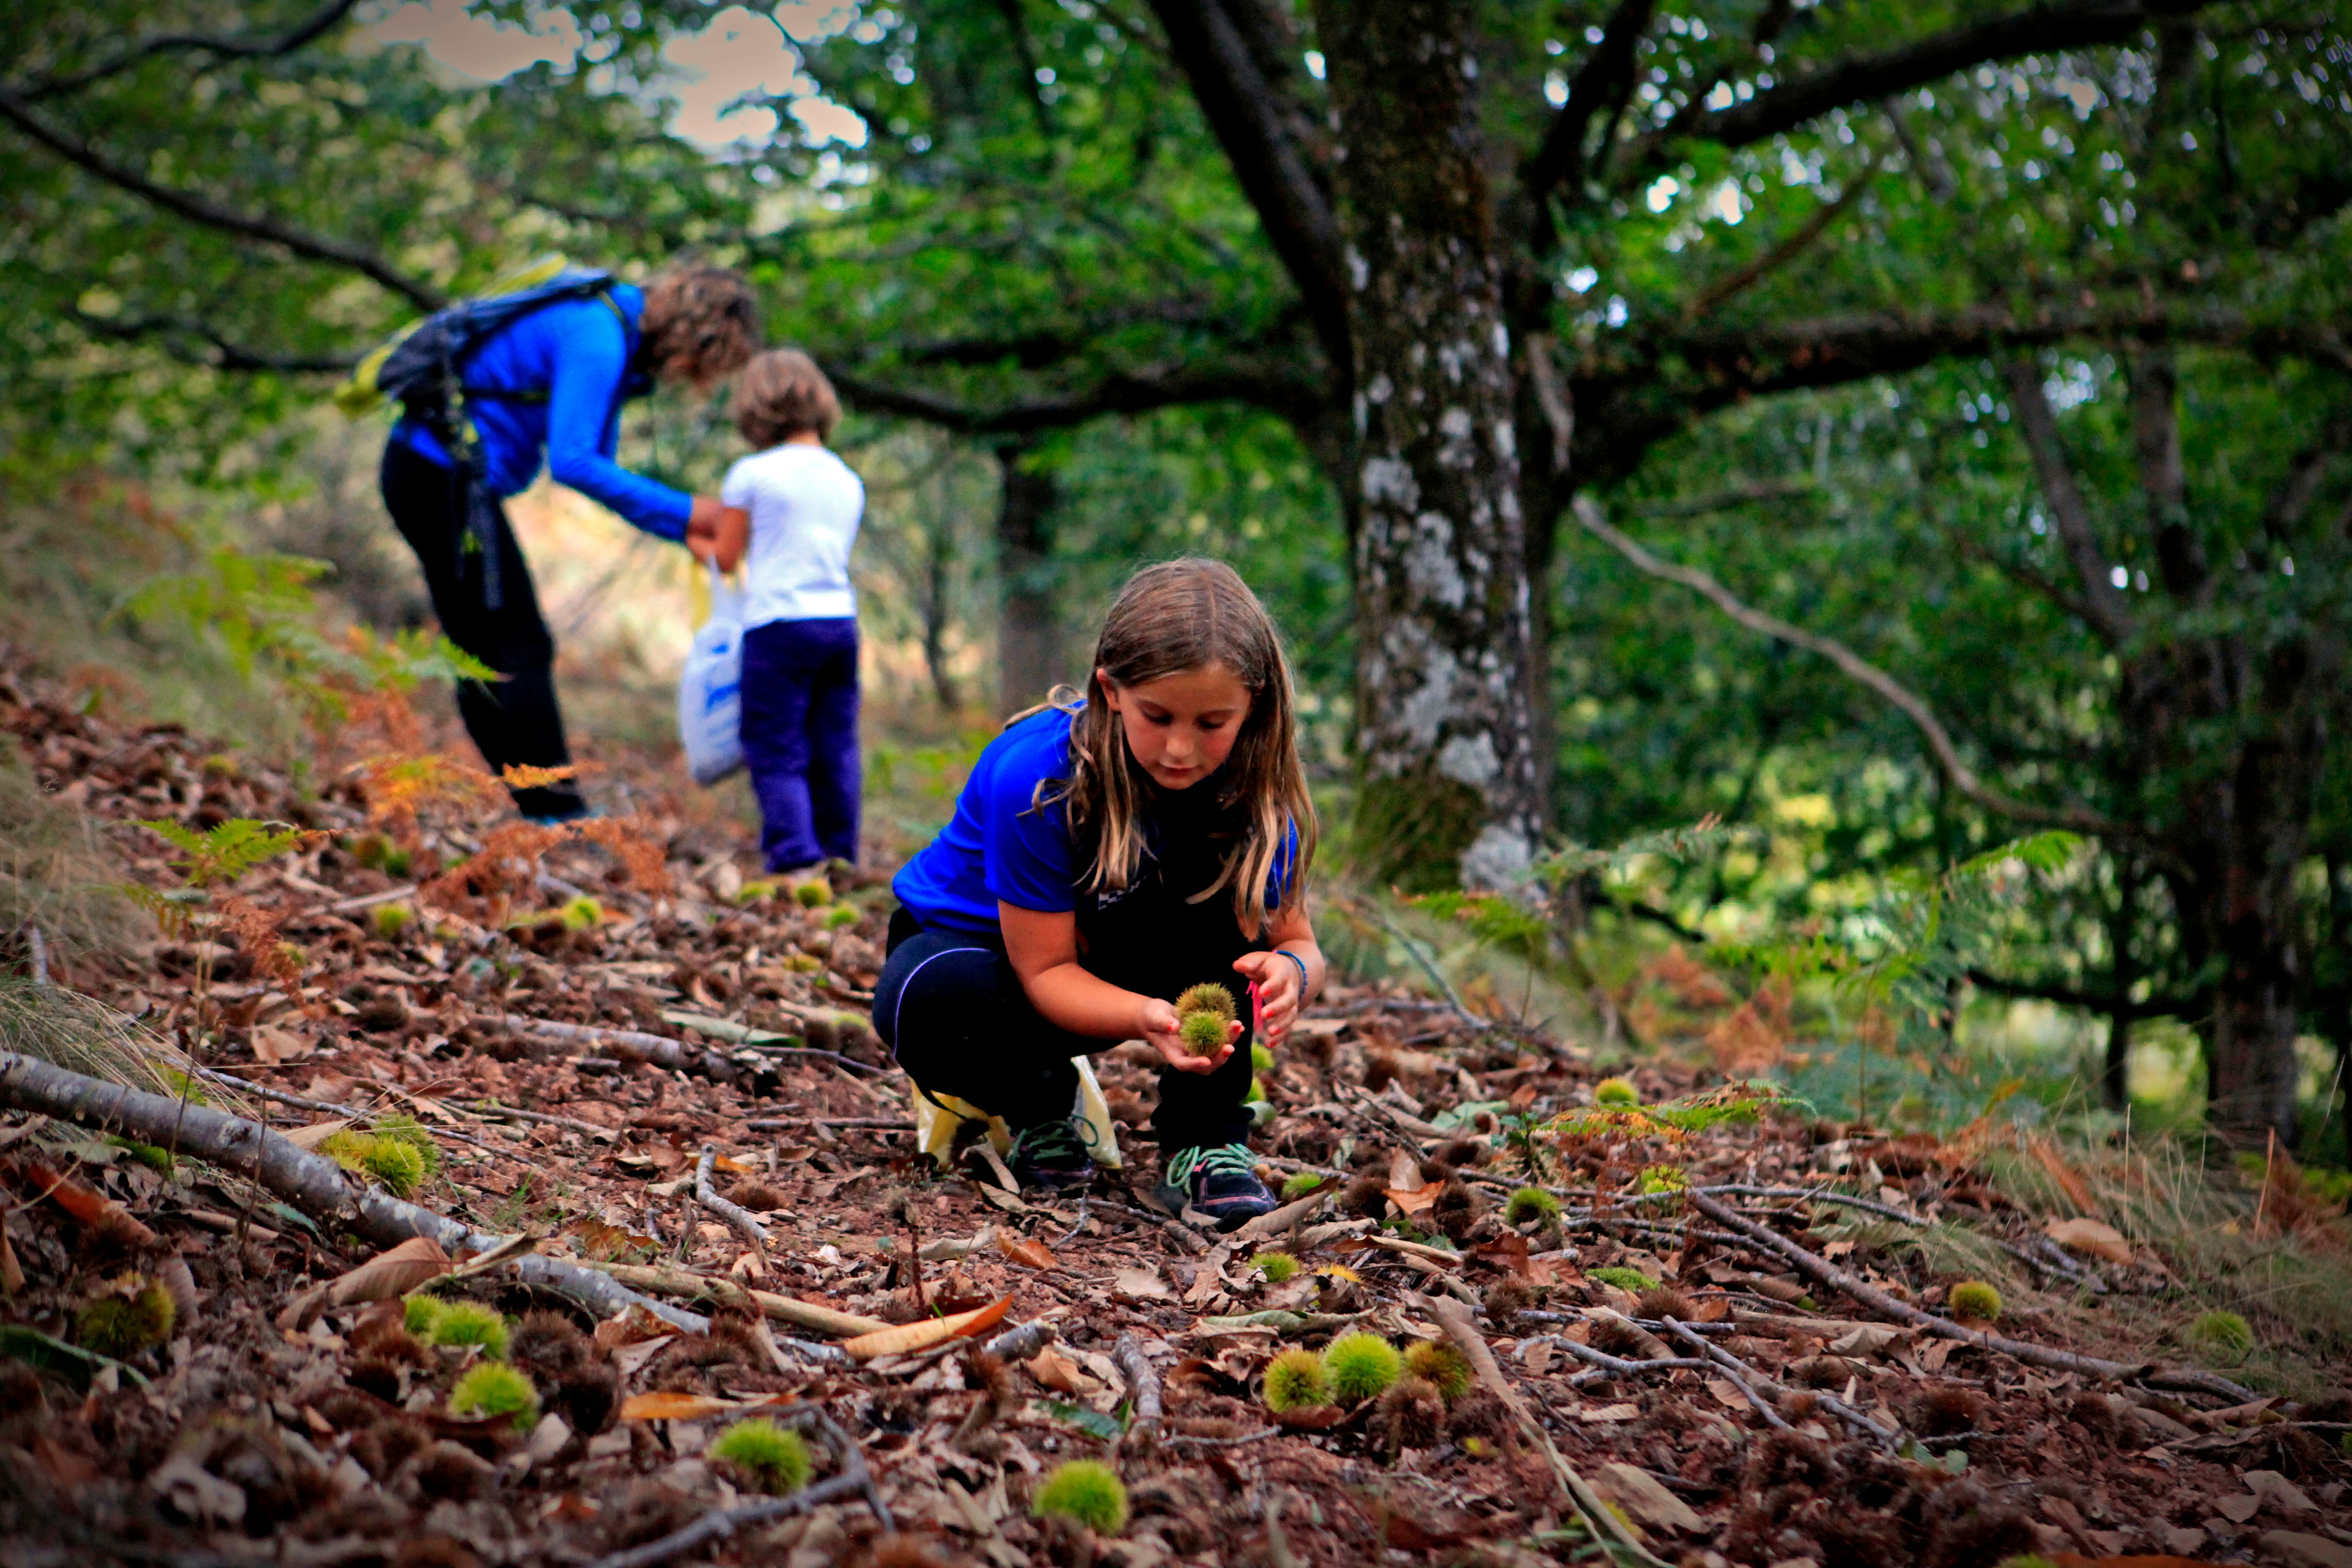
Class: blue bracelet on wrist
1274,948,1310,993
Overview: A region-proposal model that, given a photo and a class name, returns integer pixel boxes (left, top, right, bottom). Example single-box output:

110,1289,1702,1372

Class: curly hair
733,349,842,446
638,264,761,389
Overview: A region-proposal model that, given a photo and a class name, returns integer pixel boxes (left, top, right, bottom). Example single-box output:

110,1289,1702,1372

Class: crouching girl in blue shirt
877,559,1325,1229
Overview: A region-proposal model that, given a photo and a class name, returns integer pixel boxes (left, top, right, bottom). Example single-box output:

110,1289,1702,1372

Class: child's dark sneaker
1154,1143,1276,1231
1006,1117,1095,1192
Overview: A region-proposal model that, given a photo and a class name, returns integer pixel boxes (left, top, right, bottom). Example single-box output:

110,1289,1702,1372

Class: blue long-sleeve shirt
389,281,691,541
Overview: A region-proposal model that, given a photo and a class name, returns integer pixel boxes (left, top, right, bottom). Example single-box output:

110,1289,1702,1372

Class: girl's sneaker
1155,1144,1277,1231
1007,1117,1095,1192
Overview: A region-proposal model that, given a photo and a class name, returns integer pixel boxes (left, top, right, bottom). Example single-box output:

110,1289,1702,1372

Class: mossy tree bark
1314,0,1545,891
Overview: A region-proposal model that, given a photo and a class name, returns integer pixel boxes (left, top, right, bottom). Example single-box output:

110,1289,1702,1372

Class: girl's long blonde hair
1029,558,1315,938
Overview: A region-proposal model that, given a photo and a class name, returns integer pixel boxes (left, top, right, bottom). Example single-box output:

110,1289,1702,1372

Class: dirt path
1,657,2346,1568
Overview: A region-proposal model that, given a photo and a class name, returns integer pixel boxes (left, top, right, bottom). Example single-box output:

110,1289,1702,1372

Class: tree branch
2000,358,2137,642
1524,0,1657,214
72,309,359,374
1572,495,2132,838
1142,0,1348,372
16,0,365,101
1685,145,1881,320
1967,967,2197,1018
0,88,445,312
1631,0,2212,161
822,355,1319,436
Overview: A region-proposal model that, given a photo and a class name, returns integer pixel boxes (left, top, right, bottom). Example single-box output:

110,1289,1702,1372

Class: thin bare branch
1650,0,2212,158
1999,358,2136,642
1573,495,2130,838
1685,146,1881,319
71,308,359,374
18,0,365,101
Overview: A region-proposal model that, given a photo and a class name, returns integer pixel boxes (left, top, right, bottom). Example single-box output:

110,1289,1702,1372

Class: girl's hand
1138,997,1237,1075
1232,950,1304,1049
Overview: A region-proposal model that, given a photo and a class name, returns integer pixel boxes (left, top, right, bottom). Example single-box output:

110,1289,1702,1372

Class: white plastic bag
678,563,746,785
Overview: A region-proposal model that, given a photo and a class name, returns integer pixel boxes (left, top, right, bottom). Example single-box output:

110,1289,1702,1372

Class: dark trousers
378,442,585,820
873,907,1258,1153
739,617,861,870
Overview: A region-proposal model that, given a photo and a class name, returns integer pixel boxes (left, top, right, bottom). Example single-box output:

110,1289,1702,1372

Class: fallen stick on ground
202,1070,502,1154
1659,1316,1901,1448
0,1050,705,1333
1689,1191,2254,1402
580,1260,888,1339
660,1008,892,1075
694,1145,770,1248
465,1099,616,1141
580,1474,865,1568
1539,1338,1715,1387
980,1316,1058,1362
1421,1293,1675,1568
499,1014,740,1083
1113,1331,1161,1441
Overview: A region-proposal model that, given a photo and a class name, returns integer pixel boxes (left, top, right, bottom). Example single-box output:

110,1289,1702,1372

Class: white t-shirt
719,443,865,627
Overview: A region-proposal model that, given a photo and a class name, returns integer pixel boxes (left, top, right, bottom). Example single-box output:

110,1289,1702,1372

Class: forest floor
1,646,2349,1568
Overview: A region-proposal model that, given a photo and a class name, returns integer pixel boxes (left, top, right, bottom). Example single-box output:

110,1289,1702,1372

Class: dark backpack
336,262,622,438
335,260,624,610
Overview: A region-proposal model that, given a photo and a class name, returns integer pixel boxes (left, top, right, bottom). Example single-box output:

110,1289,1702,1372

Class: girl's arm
999,902,1236,1075
1231,901,1324,1050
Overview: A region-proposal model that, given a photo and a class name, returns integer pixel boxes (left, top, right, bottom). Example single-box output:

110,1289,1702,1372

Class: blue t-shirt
892,705,1295,933
389,282,692,541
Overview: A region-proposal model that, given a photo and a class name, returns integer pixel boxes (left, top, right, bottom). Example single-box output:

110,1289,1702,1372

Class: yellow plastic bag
909,1055,1121,1170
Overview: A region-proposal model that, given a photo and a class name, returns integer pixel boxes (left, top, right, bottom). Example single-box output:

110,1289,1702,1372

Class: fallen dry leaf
1113,1266,1172,1300
1385,1184,1440,1217
326,1235,451,1306
997,1234,1056,1270
620,1391,752,1422
1577,1402,1641,1423
1026,1347,1099,1396
840,1295,1011,1359
2044,1216,2132,1267
1592,1461,1704,1533
282,1119,352,1150
8,1156,156,1247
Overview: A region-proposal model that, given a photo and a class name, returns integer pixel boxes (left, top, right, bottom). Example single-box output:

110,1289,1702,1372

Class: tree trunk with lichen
1316,0,1544,892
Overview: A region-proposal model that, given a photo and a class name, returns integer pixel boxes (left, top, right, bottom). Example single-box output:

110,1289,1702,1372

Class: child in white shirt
697,350,865,873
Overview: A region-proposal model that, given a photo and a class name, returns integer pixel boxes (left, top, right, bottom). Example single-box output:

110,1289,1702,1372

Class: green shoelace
1164,1142,1256,1187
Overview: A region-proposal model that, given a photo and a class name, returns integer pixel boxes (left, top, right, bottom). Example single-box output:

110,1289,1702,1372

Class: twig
468,1099,616,1141
1661,1316,1902,1448
1688,1192,2255,1402
1362,904,1493,1033
24,925,48,986
199,1069,501,1152
1166,1426,1281,1448
326,884,417,915
1048,1195,1089,1248
745,1116,911,1132
980,1316,1059,1362
1539,1338,1716,1382
0,1049,704,1332
1113,1331,1162,1440
1090,1195,1210,1255
577,1260,882,1340
580,1474,866,1568
1421,1293,1675,1568
499,1013,742,1084
807,1407,893,1534
1653,1317,1791,1433
695,1145,770,1248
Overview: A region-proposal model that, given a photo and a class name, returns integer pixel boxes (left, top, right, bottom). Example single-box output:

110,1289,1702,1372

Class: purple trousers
739,617,861,871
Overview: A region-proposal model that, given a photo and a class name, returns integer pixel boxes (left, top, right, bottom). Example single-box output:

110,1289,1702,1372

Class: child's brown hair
733,349,841,446
1033,558,1315,939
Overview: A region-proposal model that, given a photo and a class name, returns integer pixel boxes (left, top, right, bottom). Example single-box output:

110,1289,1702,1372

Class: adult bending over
379,263,760,820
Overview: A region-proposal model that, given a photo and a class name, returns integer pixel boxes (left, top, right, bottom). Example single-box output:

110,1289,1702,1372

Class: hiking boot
1006,1117,1096,1193
1154,1143,1277,1231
